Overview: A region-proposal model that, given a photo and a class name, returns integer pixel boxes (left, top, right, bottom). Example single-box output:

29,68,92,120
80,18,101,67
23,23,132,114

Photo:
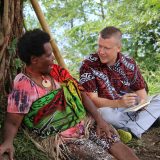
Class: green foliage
23,1,41,30
24,0,160,94
7,38,17,56
137,54,160,95
7,38,23,77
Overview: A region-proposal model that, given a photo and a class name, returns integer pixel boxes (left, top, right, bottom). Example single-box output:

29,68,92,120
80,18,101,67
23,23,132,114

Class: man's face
33,42,55,74
97,35,121,65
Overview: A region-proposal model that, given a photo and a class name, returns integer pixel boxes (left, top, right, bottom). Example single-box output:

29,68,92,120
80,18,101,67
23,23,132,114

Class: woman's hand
0,142,14,160
96,118,116,139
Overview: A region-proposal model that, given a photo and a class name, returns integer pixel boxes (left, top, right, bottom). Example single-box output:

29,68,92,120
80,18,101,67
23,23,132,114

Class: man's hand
119,93,138,108
138,98,148,111
0,143,14,160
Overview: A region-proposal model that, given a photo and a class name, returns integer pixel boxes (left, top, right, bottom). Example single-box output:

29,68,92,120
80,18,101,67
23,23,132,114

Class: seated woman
0,29,139,160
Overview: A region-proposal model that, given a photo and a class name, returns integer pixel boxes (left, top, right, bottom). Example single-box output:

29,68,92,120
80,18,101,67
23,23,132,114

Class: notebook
123,100,150,112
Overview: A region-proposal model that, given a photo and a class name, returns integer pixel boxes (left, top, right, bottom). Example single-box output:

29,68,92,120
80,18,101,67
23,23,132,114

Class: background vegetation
24,0,160,94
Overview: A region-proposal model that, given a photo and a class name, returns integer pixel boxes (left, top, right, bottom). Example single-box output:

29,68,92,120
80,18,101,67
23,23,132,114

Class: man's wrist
115,99,121,108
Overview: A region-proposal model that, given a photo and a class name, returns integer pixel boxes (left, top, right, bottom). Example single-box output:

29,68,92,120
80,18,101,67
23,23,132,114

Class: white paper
123,100,150,112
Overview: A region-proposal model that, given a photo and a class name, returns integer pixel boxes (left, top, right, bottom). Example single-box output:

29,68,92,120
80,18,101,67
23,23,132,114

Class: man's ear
30,56,38,64
117,44,122,52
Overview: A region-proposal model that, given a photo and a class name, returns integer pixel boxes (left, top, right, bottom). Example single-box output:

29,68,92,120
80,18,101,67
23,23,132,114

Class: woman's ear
30,56,38,64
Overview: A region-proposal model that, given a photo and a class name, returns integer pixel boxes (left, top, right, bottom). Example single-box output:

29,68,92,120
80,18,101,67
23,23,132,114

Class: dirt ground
129,127,160,160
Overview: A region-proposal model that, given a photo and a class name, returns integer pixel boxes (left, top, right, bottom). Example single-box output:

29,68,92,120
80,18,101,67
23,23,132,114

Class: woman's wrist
94,112,103,124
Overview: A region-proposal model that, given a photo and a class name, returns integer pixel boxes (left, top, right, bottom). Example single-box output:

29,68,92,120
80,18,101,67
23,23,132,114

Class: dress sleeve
7,75,37,114
50,64,73,83
50,64,85,91
79,63,97,93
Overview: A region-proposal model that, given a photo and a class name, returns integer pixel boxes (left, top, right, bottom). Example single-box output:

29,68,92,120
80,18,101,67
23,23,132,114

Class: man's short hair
17,29,50,65
100,26,122,40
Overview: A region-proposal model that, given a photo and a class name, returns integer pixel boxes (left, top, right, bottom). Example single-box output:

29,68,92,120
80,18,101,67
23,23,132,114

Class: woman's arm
81,91,115,138
0,113,24,160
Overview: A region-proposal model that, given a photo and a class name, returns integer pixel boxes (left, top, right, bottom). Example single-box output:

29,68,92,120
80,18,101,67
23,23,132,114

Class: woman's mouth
49,64,53,70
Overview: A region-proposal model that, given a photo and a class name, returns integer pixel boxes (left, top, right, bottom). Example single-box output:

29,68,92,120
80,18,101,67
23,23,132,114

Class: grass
14,131,48,160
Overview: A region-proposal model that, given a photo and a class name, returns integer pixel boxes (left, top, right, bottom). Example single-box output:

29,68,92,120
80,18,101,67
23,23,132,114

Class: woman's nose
51,53,55,60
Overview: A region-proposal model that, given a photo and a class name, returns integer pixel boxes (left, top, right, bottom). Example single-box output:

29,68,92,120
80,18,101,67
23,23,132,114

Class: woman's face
32,42,55,74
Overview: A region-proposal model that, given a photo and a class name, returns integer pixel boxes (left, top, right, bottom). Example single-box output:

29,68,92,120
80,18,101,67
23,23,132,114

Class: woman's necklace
41,75,51,88
25,67,51,88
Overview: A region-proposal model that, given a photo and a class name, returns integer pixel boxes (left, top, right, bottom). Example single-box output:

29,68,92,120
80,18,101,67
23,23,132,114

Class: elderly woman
0,29,139,160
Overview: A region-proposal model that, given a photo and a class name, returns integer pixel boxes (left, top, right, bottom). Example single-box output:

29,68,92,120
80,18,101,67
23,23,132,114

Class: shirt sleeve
7,75,37,114
79,63,97,93
130,63,146,91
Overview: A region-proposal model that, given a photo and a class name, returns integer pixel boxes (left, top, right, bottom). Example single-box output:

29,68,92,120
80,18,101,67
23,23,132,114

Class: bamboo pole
30,0,67,69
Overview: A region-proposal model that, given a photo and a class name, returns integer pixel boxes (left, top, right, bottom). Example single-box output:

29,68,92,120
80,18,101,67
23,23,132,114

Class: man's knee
98,108,121,126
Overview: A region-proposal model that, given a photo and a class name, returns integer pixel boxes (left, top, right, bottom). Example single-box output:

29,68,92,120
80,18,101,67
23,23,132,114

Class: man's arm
87,92,137,108
135,88,148,103
0,113,24,160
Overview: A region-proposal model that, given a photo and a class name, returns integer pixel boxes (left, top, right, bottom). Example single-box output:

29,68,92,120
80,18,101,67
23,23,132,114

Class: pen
119,91,127,96
120,91,140,105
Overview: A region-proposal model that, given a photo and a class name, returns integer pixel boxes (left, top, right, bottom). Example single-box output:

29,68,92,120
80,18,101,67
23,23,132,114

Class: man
0,29,139,160
79,26,160,138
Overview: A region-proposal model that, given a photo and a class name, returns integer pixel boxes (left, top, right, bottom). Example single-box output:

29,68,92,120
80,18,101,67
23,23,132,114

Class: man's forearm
88,95,120,108
135,88,148,101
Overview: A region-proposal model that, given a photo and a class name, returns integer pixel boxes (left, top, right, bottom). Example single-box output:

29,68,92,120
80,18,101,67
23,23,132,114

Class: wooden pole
30,0,67,69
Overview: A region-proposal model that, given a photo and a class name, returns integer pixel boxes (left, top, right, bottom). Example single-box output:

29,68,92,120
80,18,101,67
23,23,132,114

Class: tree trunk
0,0,23,97
99,0,105,20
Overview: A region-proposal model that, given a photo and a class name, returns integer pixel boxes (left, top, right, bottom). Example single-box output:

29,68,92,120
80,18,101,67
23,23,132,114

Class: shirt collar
98,52,123,68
